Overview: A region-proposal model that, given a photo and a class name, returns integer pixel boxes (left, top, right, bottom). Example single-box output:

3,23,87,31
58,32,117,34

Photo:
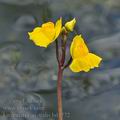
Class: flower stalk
57,64,63,120
56,31,68,120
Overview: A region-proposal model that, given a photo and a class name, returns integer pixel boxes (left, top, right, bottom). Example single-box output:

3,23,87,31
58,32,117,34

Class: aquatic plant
28,18,102,120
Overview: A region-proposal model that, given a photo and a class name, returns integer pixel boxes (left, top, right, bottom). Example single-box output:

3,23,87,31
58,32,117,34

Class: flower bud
65,18,76,32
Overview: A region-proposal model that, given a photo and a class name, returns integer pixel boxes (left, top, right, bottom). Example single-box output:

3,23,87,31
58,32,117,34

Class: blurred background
0,0,120,120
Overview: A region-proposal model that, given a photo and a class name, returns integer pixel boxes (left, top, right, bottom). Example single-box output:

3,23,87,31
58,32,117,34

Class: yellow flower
70,35,102,72
28,18,62,47
65,18,76,32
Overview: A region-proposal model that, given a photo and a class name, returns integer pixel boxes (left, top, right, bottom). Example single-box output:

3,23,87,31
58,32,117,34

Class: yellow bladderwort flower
65,18,76,32
70,35,102,72
28,18,62,47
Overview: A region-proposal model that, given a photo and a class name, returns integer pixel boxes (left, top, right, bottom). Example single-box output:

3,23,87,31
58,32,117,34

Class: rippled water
0,0,120,120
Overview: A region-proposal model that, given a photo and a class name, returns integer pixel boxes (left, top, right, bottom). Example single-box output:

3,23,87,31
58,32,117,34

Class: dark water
0,0,120,120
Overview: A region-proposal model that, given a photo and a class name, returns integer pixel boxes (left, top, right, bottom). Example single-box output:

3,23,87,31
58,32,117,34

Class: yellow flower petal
41,22,55,41
69,58,90,72
42,22,54,29
54,18,62,40
70,35,89,59
28,27,51,47
85,53,102,68
65,18,76,31
69,53,102,72
28,18,62,48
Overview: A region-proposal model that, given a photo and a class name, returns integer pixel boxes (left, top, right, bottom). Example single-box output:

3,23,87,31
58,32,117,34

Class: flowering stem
57,64,63,120
55,40,60,64
61,32,67,66
56,32,67,120
56,39,63,120
63,57,72,70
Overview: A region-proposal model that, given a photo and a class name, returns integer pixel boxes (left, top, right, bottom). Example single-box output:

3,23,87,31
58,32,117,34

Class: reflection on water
0,0,120,120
